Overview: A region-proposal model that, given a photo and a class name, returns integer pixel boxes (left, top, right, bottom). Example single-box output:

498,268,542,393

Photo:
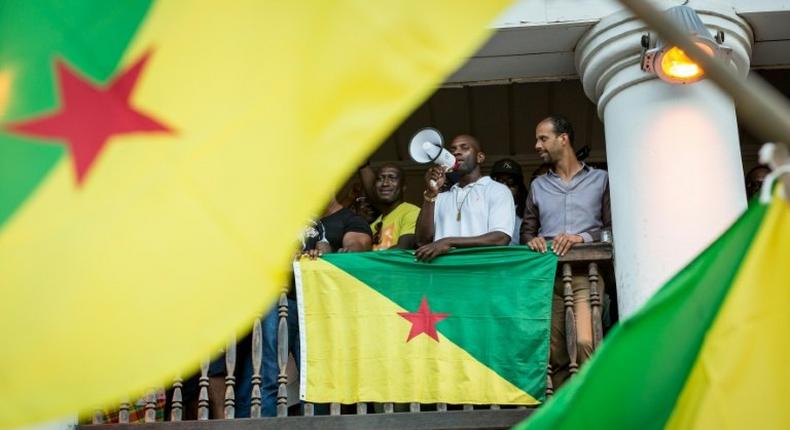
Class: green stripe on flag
518,202,769,429
0,0,152,228
323,246,557,399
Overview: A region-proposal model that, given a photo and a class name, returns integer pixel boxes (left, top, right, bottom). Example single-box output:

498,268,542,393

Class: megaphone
409,128,459,190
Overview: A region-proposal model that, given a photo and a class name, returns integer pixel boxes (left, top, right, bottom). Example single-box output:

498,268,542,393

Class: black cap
491,158,524,178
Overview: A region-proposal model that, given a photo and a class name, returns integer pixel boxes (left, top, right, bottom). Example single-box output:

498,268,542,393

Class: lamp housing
640,5,732,84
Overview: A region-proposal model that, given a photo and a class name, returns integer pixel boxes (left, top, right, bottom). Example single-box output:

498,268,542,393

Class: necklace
455,187,473,222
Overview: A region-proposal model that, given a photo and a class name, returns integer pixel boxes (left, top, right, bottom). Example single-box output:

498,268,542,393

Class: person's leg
206,354,227,419
180,372,201,420
549,277,569,389
286,298,302,415
572,274,605,365
260,306,280,417
287,298,300,370
232,332,254,418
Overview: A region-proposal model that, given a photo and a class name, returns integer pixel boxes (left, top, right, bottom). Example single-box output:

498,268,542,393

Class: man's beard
456,157,477,175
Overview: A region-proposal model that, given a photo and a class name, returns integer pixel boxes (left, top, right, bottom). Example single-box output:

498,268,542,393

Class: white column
575,2,753,317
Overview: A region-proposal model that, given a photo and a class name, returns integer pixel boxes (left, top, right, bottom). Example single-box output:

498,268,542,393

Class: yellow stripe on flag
666,191,790,429
0,1,509,426
297,259,538,405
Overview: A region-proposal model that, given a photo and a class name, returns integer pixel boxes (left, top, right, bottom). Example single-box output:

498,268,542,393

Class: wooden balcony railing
83,242,614,430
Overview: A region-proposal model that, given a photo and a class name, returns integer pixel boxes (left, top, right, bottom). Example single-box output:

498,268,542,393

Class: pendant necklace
455,187,473,222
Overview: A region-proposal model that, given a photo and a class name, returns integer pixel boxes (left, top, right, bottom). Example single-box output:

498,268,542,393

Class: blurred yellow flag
0,0,508,427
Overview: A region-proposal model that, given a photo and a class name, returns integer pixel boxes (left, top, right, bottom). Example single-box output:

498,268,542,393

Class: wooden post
588,263,604,350
356,402,368,415
409,403,420,413
170,376,183,421
463,405,473,411
224,334,237,419
437,403,447,412
250,315,263,418
92,410,104,424
118,398,130,424
304,403,315,416
144,389,157,423
197,359,210,420
330,403,341,416
490,404,501,410
276,291,289,417
383,403,394,414
562,263,579,377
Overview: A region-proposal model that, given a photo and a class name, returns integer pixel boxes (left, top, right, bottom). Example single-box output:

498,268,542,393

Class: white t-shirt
511,215,522,246
434,176,515,241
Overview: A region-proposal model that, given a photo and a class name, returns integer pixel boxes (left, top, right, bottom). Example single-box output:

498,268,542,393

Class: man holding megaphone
414,134,514,262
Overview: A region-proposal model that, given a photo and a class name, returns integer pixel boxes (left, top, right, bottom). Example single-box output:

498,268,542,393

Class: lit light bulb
659,44,713,83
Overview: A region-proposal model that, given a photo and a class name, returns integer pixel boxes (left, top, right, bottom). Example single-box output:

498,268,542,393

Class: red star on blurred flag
5,51,172,185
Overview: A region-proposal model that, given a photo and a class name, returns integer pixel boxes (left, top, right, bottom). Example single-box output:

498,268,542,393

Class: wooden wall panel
512,82,552,163
550,80,595,154
469,85,510,155
429,88,472,141
362,70,790,206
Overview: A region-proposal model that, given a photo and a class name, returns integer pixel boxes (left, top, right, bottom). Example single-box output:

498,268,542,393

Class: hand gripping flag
517,186,790,430
295,247,558,405
0,0,510,427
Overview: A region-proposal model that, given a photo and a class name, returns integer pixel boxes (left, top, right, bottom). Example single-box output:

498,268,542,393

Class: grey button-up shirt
520,164,611,243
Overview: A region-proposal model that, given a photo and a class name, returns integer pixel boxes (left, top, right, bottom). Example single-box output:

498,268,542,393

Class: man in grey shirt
520,114,611,388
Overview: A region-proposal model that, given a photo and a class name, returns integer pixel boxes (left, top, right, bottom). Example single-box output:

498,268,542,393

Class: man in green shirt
361,163,420,250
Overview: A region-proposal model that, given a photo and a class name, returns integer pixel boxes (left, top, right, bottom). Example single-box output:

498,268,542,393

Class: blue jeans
235,298,300,418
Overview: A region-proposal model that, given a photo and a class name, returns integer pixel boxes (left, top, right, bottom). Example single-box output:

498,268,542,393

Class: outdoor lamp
640,5,731,84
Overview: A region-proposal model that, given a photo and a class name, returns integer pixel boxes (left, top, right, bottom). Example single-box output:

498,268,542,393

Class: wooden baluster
170,375,183,421
330,403,341,416
563,263,579,377
383,403,394,414
276,291,289,417
545,363,554,398
197,359,210,420
250,315,263,418
490,404,500,410
304,403,315,416
356,402,367,415
224,334,237,419
118,398,130,424
92,410,104,424
437,403,447,412
463,404,473,411
409,403,420,413
588,263,604,350
144,389,157,423
517,406,527,410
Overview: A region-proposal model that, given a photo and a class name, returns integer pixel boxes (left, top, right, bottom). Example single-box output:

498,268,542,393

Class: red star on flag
5,51,172,185
398,296,450,342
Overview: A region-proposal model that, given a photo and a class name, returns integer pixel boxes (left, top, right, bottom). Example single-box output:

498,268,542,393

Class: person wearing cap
520,114,611,389
490,158,528,245
414,134,514,261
